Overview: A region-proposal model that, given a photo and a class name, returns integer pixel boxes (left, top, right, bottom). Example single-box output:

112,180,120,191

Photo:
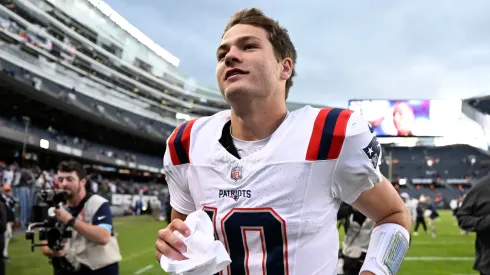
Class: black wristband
67,217,76,227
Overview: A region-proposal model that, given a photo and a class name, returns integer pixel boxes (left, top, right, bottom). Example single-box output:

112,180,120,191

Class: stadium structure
0,0,325,174
0,0,488,202
0,0,488,274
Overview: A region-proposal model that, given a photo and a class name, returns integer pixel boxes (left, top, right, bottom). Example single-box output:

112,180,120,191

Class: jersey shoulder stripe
168,118,198,165
306,108,353,161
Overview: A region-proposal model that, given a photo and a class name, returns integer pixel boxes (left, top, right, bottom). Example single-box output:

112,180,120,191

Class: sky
104,0,490,108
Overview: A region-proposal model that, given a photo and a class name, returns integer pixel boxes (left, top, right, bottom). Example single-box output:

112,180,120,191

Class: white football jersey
164,106,383,275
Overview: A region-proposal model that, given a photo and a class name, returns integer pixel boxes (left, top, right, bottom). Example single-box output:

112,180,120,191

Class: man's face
393,102,415,135
57,171,84,199
216,24,284,102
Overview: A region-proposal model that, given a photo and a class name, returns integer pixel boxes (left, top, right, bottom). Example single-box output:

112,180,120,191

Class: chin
224,85,249,101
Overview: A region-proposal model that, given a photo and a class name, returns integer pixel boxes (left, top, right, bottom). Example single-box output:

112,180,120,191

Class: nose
60,179,68,187
224,47,242,67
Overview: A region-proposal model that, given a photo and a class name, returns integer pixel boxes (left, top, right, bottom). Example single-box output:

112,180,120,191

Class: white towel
160,210,232,275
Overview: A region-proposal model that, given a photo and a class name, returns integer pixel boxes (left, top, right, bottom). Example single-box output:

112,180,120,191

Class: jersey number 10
203,207,289,275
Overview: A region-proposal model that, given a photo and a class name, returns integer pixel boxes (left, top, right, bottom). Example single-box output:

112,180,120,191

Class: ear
80,178,86,187
280,57,293,81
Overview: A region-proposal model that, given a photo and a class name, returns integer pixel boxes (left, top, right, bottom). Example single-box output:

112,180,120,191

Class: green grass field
6,210,477,275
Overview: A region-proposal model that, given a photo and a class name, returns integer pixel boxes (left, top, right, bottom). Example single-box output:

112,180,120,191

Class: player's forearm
374,208,412,232
171,208,188,222
73,220,110,245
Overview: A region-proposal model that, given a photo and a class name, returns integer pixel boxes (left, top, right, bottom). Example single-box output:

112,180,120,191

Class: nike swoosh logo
97,216,106,220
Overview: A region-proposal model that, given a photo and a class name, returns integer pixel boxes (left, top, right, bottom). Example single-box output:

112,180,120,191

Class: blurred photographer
41,160,121,275
339,204,375,275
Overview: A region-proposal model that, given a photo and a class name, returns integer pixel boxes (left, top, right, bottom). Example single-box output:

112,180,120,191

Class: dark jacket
0,196,8,235
456,174,490,274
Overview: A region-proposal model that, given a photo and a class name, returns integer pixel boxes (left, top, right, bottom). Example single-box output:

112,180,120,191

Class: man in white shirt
400,192,417,230
155,8,411,275
1,165,14,186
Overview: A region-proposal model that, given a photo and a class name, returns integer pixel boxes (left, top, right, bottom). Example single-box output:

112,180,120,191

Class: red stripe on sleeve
168,124,183,165
306,108,332,161
327,110,353,160
181,118,198,163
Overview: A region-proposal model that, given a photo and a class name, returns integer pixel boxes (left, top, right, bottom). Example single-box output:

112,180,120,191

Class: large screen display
348,100,462,137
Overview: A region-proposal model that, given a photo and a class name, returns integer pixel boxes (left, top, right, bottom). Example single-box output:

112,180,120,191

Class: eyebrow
216,35,261,56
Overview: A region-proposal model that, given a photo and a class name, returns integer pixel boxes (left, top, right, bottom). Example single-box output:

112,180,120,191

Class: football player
155,8,411,275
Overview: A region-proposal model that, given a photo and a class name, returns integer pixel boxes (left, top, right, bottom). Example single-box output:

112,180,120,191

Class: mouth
225,68,248,80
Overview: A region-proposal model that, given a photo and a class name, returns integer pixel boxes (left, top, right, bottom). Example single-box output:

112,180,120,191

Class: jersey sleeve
164,126,197,216
332,112,383,204
92,202,113,233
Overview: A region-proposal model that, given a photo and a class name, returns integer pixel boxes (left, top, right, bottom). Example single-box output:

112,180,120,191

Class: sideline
405,257,473,261
134,264,154,275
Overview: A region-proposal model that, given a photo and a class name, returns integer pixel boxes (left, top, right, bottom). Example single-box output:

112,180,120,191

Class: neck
230,97,288,141
67,190,86,207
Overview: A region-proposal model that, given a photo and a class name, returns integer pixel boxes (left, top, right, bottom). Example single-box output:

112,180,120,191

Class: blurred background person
401,192,417,232
12,166,35,228
414,196,428,236
340,205,375,275
1,185,16,262
1,165,14,187
0,187,8,275
425,196,440,237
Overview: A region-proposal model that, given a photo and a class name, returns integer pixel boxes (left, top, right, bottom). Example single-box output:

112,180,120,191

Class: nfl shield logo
230,166,242,182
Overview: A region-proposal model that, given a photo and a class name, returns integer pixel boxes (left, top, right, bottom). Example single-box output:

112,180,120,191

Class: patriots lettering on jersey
362,136,381,169
219,189,252,201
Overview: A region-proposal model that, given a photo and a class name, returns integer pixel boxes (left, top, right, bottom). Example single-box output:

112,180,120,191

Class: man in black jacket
457,174,490,275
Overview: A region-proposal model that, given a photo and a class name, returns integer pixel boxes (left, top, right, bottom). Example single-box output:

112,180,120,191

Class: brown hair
58,160,87,180
222,8,297,99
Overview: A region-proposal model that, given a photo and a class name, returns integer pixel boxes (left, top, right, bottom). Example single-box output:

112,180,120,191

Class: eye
217,52,226,61
244,44,257,50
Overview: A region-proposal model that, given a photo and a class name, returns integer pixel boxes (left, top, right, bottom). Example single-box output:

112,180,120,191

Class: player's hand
155,219,191,262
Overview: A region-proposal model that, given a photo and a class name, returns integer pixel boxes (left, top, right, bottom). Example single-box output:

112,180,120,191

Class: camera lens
47,228,62,241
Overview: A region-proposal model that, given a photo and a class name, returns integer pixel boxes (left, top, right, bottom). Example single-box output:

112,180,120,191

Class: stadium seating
383,144,490,181
0,115,162,167
468,98,490,115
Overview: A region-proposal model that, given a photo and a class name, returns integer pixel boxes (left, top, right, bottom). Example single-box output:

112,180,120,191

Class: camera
25,189,73,252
